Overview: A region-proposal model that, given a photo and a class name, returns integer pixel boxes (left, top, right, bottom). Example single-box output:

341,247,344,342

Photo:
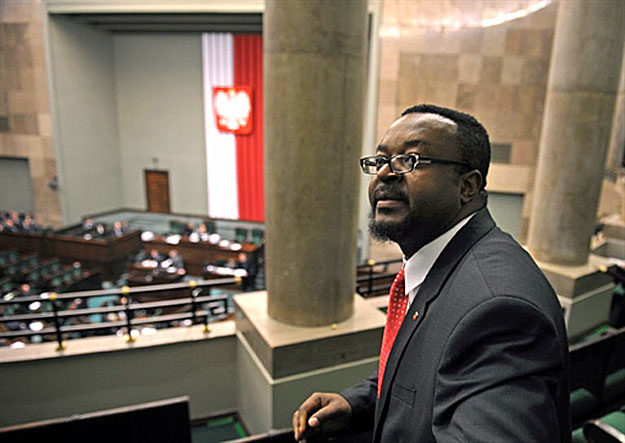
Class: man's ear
460,170,483,203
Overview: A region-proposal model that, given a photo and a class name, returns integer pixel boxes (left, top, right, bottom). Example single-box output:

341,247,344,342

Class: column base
234,292,385,434
601,213,625,241
538,255,615,339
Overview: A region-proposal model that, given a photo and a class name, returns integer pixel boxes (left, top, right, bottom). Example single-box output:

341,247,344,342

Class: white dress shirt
404,213,476,308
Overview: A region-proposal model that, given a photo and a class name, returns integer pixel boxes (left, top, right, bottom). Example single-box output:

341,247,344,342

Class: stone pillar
235,2,384,433
264,0,368,326
527,0,625,266
606,47,625,172
602,47,625,228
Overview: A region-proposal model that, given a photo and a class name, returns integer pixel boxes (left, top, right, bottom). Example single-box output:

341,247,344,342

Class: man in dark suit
293,104,570,442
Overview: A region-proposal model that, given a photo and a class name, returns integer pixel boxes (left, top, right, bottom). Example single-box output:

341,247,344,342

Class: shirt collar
404,213,476,296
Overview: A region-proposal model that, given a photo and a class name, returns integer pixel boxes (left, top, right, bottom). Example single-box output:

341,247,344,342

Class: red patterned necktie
378,267,407,397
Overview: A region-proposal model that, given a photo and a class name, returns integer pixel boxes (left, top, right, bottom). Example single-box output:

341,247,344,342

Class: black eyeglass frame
359,154,472,175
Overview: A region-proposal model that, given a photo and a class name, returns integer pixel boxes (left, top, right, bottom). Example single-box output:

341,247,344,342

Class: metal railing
1,257,406,350
356,258,402,297
0,278,239,350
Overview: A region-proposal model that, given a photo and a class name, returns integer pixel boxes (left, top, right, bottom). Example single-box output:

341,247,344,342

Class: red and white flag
202,33,264,222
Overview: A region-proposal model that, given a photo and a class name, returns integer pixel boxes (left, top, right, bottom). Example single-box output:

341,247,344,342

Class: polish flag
202,33,264,222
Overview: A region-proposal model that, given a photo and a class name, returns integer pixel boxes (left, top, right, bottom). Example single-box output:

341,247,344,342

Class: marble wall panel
497,85,521,112
379,37,400,80
511,140,538,166
521,58,549,86
479,56,502,84
482,27,507,56
401,31,463,55
458,54,482,84
460,29,483,54
1,0,61,226
37,113,52,137
376,104,398,141
7,90,36,114
456,83,477,110
376,1,556,179
501,56,524,85
378,79,398,106
9,113,39,134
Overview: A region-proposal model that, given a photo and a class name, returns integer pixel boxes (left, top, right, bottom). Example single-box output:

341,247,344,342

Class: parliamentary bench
0,253,38,281
0,396,192,443
0,250,101,299
0,277,12,295
0,249,19,265
0,230,142,280
0,279,235,347
124,262,185,287
143,235,258,276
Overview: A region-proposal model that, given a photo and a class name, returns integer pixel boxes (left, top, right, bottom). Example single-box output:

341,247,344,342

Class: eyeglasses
359,154,472,175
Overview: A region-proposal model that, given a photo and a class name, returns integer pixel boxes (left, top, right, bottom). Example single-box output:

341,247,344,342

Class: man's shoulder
452,227,559,313
469,227,543,278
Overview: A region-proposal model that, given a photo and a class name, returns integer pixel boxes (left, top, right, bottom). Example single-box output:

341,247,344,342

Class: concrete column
264,0,368,326
527,0,624,266
606,47,625,172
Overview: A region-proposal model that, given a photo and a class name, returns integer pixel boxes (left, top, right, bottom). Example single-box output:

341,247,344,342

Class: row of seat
572,407,625,443
168,219,265,245
0,250,100,306
569,326,625,429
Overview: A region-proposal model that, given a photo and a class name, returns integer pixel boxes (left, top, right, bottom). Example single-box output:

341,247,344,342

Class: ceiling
67,13,262,32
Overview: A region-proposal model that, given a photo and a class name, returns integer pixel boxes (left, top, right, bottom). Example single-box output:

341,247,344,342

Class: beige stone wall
376,1,557,167
0,0,62,227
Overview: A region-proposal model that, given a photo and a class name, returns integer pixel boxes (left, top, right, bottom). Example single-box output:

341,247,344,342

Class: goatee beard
368,210,415,243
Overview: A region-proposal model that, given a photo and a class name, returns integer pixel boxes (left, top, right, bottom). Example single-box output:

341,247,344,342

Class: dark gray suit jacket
341,208,571,442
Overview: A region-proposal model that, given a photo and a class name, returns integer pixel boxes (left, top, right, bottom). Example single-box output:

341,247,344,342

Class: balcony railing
0,278,238,350
1,258,405,351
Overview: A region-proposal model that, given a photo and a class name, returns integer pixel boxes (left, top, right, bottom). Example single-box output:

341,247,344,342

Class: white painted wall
113,33,208,214
47,15,124,224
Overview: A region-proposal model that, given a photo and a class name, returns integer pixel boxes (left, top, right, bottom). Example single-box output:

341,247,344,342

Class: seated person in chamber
196,222,211,241
149,249,164,262
236,252,258,292
161,249,186,276
167,249,184,269
111,221,125,237
293,104,570,442
1,218,19,233
189,222,211,243
82,217,94,231
21,215,40,233
139,249,165,268
182,221,195,237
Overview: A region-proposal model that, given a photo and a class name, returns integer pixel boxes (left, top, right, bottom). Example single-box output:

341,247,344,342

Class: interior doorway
144,170,170,213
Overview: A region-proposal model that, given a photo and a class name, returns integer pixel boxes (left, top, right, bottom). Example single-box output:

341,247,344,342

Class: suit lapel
373,209,496,439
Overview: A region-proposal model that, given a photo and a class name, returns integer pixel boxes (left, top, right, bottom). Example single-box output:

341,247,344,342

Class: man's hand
292,392,352,441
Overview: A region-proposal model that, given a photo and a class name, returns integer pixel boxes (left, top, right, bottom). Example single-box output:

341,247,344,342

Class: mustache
371,186,408,204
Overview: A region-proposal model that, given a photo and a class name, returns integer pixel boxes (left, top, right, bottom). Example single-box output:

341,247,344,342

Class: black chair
569,332,616,426
0,396,191,443
251,229,264,245
204,220,216,233
602,327,625,406
235,228,249,243
582,408,625,443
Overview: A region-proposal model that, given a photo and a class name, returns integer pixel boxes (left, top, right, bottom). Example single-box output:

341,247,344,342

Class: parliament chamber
2,0,625,441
